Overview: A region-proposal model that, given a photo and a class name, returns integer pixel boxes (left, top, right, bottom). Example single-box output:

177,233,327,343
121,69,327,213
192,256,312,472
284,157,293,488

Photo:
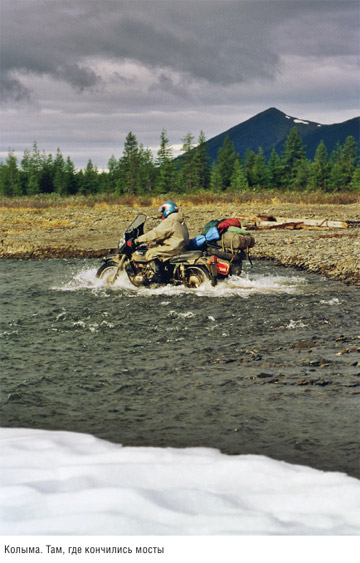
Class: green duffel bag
216,230,255,251
201,220,220,236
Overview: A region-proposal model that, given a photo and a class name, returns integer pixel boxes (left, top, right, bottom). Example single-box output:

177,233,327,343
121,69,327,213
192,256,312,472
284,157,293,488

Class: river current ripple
1,259,359,477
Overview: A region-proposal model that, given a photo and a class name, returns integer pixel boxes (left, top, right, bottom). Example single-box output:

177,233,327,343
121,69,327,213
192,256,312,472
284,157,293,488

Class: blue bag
188,235,206,249
205,226,220,242
188,226,220,250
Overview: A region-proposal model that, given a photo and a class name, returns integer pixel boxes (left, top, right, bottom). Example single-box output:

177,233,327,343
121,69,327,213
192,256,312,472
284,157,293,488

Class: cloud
1,1,359,168
0,74,32,102
2,1,359,95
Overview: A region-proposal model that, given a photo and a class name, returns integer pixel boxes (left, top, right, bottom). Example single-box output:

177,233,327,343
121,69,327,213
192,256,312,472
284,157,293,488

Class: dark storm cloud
0,75,32,102
3,0,357,99
1,0,359,168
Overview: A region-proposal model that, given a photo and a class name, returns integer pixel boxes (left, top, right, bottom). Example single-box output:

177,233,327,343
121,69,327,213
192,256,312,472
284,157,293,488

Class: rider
135,201,189,261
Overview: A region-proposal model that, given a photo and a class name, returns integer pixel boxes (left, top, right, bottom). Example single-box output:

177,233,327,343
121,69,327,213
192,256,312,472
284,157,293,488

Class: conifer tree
209,162,223,192
328,142,343,191
156,129,177,193
216,135,236,190
339,136,359,186
23,142,42,195
64,156,77,195
268,147,283,189
138,145,156,194
119,132,142,193
193,130,210,190
350,165,360,191
53,148,66,195
107,155,121,193
79,159,99,194
229,157,248,191
0,150,22,196
309,140,330,190
244,149,257,187
39,152,54,193
281,127,306,188
293,159,310,190
253,147,270,189
179,132,199,192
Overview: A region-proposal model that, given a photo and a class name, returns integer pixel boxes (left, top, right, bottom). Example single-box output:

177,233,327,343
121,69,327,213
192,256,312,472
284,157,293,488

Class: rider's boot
149,259,162,283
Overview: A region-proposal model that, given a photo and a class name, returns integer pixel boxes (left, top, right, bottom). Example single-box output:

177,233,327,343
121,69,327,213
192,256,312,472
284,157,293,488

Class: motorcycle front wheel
96,260,120,285
183,266,210,288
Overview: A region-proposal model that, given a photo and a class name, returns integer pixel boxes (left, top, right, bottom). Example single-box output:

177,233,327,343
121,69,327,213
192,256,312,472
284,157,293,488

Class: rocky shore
1,202,359,285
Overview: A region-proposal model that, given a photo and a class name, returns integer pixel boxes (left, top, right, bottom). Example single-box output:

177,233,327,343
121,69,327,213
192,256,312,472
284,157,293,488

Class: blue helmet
159,201,178,219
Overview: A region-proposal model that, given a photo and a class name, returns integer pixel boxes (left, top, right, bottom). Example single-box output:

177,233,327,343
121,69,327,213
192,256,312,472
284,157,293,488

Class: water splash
53,266,308,297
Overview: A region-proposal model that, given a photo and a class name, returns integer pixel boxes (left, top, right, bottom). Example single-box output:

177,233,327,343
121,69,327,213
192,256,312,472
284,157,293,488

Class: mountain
204,107,360,162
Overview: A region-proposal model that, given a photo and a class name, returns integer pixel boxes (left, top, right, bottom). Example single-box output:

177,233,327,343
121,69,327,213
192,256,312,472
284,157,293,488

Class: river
1,258,359,477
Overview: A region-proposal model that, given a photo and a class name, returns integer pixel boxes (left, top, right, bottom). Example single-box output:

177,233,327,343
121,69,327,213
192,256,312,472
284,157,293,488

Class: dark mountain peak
205,107,358,162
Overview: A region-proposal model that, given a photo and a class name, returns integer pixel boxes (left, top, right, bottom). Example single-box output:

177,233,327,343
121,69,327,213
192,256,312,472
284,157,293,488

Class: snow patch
1,427,359,536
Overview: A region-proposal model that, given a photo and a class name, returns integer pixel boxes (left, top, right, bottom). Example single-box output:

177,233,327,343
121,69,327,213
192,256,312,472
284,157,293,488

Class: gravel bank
1,202,359,285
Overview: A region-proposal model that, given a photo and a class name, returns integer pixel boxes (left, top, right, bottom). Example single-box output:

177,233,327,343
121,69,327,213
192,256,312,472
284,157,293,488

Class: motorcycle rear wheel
96,261,120,285
184,266,210,288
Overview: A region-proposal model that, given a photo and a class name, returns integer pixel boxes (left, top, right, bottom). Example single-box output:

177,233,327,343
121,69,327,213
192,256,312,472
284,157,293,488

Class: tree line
1,127,359,197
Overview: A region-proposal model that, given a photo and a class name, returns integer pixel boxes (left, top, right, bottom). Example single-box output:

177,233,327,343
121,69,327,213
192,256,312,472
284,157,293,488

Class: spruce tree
293,159,310,190
193,130,210,190
23,142,42,195
268,148,283,189
328,142,344,191
179,132,199,192
350,165,360,191
64,156,77,195
244,149,257,187
229,157,248,191
108,155,121,194
339,136,359,187
216,135,236,190
309,141,330,191
53,148,66,195
209,163,223,193
80,159,99,194
156,129,177,193
39,153,54,193
281,127,306,188
138,145,156,195
0,150,22,196
253,147,270,189
119,132,141,194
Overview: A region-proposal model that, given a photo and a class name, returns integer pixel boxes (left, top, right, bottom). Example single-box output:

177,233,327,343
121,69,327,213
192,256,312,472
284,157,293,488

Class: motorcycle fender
102,254,117,262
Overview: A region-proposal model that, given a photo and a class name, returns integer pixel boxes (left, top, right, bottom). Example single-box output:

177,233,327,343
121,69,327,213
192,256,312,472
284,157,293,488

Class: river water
1,259,359,477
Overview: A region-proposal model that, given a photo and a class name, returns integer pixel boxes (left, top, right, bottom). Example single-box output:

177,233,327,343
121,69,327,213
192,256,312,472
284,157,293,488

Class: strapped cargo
215,229,255,252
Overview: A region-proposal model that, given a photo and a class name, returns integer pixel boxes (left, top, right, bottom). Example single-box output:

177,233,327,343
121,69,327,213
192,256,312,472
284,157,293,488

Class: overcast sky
1,0,359,169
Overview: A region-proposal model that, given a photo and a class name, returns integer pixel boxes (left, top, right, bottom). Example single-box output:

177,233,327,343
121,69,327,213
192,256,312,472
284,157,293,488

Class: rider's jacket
136,211,189,260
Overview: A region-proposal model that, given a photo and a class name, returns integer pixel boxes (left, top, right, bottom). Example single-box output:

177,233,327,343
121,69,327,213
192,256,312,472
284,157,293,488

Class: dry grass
0,190,359,210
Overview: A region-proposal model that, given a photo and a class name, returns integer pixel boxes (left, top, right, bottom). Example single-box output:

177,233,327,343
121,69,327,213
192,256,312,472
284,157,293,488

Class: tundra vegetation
0,128,359,207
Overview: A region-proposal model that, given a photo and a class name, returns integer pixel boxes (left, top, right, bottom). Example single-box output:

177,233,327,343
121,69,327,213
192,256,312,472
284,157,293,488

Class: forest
0,127,359,198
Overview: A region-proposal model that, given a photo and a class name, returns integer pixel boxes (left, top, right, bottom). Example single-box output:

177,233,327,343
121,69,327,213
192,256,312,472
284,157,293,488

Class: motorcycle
96,214,245,288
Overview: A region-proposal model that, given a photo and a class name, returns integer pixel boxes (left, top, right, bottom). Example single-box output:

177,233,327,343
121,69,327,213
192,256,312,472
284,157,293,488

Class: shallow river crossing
1,259,359,477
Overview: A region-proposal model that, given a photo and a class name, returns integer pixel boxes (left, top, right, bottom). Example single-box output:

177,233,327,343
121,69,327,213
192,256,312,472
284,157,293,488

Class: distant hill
204,107,360,162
